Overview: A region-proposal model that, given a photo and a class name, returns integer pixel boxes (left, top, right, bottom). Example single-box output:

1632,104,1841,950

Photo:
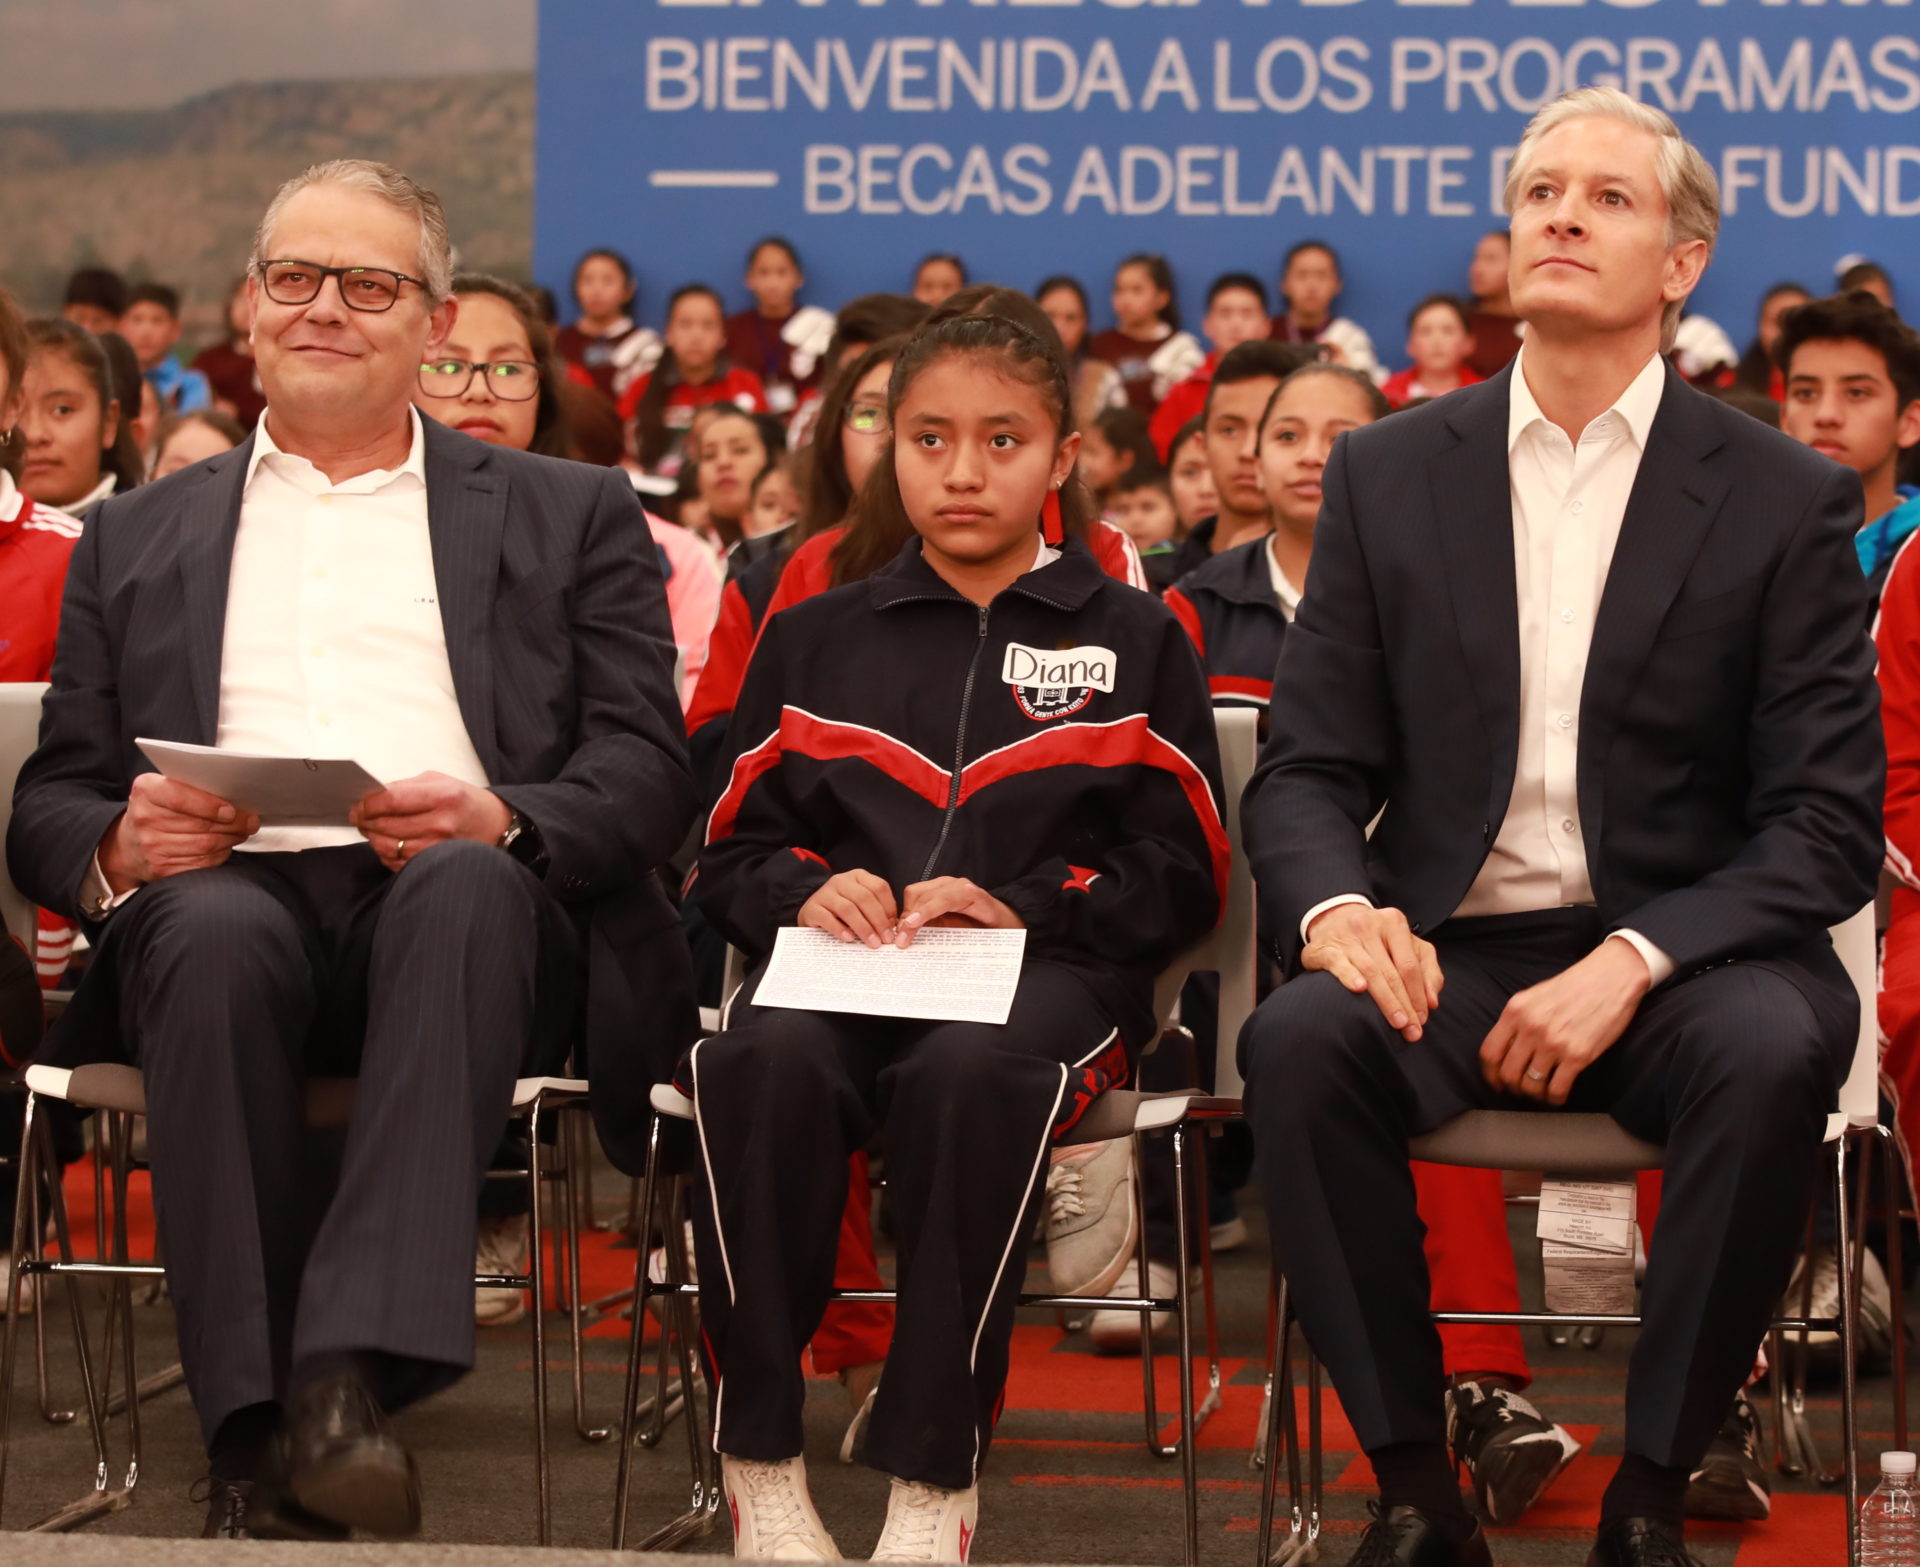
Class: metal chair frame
611,708,1264,1566
0,1065,598,1543
1250,905,1887,1567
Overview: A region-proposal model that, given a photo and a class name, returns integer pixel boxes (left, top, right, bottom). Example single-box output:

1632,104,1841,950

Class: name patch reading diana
1003,642,1116,722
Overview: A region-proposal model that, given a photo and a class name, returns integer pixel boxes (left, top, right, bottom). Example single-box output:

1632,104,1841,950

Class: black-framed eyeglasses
417,359,543,402
256,259,428,313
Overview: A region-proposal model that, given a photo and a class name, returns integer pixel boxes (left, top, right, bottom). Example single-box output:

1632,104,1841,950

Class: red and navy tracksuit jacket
1163,535,1290,716
697,534,1227,1011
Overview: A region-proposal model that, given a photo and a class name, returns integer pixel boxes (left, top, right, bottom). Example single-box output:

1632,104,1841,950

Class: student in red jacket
688,312,1224,1562
620,285,767,475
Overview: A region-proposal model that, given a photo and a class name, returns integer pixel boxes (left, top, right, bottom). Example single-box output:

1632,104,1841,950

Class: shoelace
739,1462,820,1553
881,1483,951,1557
1046,1162,1088,1224
1346,1503,1409,1567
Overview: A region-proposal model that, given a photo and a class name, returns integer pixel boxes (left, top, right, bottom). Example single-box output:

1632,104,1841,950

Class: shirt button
1570,500,1585,515
317,713,333,727
1562,818,1577,834
1558,713,1574,729
1559,609,1574,623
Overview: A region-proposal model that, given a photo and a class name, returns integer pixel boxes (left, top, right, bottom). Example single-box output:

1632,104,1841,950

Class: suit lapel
1429,368,1522,832
180,437,254,743
423,419,505,775
1577,368,1730,851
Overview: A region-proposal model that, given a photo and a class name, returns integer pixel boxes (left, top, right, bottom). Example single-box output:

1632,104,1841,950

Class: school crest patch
1002,642,1116,722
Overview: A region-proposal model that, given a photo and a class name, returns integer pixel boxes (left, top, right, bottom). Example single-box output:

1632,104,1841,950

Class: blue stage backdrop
536,1,1919,358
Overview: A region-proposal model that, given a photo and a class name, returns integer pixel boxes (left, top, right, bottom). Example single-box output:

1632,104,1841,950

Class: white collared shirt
220,408,487,853
0,470,24,525
1265,537,1303,623
1304,348,1673,984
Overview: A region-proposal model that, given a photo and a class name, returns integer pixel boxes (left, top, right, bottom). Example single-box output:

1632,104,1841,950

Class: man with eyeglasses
7,159,699,1539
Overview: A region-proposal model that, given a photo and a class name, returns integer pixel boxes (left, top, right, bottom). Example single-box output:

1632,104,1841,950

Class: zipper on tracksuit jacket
920,603,992,880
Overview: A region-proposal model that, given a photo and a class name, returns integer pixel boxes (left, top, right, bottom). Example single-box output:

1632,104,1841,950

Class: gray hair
251,159,454,306
1502,87,1719,353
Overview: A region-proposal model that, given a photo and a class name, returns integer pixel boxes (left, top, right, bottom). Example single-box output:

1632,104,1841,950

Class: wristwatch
497,807,548,872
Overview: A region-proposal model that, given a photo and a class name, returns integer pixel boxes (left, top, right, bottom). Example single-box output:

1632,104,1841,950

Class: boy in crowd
1269,240,1385,385
1162,340,1305,581
1383,295,1483,409
1109,467,1182,592
120,283,212,413
1775,290,1920,611
61,267,128,337
1149,273,1275,459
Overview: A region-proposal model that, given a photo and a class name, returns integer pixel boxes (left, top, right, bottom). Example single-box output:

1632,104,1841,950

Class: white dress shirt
220,409,488,854
86,410,489,909
1304,348,1674,986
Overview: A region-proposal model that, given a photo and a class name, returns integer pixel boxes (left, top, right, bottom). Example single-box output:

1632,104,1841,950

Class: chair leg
525,1098,552,1546
1171,1125,1200,1567
0,1088,42,1522
1136,1128,1175,1460
564,1113,610,1445
639,1175,720,1553
106,1114,141,1498
29,1133,74,1428
1877,1123,1909,1450
1835,1138,1860,1567
611,1116,661,1551
1254,1269,1282,1563
1189,1126,1224,1439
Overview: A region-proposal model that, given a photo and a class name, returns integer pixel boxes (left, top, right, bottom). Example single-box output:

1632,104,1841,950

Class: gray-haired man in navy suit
1239,91,1883,1567
8,161,698,1539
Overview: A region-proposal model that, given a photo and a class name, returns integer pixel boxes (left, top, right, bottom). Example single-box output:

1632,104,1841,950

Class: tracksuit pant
687,957,1151,1489
1243,907,1851,1470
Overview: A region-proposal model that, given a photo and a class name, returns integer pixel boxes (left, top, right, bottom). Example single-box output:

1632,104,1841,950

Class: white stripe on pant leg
689,1035,741,1449
966,1060,1068,1480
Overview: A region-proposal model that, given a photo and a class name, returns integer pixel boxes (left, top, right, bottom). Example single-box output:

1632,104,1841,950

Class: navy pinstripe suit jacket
6,416,700,1174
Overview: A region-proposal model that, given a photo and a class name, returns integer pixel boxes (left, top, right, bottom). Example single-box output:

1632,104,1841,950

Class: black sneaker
1446,1381,1582,1523
1683,1390,1770,1521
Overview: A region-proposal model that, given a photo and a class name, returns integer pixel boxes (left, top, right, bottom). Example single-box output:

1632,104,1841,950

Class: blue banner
536,1,1919,357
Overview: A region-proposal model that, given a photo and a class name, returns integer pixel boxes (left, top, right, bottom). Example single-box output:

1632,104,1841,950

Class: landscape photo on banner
536,0,1919,356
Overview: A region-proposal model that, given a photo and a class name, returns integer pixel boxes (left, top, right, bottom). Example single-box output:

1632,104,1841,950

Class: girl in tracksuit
686,313,1225,1563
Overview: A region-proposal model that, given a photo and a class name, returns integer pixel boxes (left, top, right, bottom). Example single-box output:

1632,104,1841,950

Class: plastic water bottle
1862,1451,1920,1566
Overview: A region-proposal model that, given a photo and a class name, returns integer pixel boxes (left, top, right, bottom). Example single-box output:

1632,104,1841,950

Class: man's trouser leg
109,864,320,1447
291,839,579,1406
1591,960,1848,1468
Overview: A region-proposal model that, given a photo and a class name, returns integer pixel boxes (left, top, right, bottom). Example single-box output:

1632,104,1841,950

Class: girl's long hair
26,319,144,494
796,333,909,545
833,301,1095,588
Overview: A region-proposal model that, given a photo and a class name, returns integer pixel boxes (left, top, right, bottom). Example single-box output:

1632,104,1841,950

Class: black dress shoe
278,1371,422,1537
1346,1503,1493,1566
192,1474,347,1542
1586,1517,1704,1567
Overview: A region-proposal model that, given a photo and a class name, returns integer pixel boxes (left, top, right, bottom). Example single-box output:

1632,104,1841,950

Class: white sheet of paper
752,925,1028,1026
136,739,386,827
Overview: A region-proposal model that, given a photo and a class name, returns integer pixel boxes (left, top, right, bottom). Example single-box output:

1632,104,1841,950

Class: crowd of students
0,124,1914,1564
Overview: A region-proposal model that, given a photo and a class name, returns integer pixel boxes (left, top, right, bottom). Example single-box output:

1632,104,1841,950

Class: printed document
752,925,1028,1026
137,739,385,827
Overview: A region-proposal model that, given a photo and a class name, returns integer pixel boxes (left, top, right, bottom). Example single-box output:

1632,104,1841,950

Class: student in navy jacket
686,314,1224,1562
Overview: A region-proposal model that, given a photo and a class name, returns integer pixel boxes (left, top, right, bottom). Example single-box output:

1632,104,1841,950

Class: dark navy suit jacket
1244,360,1884,998
6,416,700,1174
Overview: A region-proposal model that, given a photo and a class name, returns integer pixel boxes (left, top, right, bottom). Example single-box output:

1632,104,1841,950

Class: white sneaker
870,1477,977,1563
1778,1244,1896,1367
647,1218,700,1333
840,1373,879,1465
722,1454,839,1560
0,1252,36,1317
1209,1215,1249,1253
1088,1256,1182,1355
1044,1140,1136,1297
474,1214,529,1326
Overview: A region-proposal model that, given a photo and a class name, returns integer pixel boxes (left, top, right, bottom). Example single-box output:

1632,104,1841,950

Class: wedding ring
1525,1068,1548,1082
397,839,407,858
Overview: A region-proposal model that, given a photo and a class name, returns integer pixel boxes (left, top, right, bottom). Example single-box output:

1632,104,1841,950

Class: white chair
613,707,1262,1567
1252,905,1883,1567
